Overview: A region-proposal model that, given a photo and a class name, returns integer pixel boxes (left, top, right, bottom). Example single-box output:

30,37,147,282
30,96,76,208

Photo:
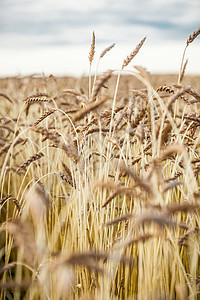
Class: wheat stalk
91,70,112,102
179,59,188,82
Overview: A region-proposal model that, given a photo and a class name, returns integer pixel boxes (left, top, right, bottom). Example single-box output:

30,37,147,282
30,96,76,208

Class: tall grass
0,28,200,299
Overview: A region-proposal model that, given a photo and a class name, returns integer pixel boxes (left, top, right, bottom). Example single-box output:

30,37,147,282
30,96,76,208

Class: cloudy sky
0,0,199,76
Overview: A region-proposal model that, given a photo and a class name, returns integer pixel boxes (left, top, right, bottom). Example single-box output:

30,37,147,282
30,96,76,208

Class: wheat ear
16,152,44,173
187,27,200,46
89,31,95,98
32,108,56,126
100,43,115,59
122,37,146,69
178,27,200,84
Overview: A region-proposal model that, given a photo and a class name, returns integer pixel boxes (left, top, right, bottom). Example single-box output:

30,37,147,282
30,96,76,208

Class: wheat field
0,29,200,299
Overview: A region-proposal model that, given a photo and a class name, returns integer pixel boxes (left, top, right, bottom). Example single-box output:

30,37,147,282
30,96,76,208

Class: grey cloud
0,0,199,47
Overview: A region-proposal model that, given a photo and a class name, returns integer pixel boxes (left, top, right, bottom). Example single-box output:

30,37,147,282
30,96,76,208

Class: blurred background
0,0,199,77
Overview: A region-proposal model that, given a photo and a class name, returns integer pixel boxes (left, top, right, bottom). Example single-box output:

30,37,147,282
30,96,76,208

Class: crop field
0,29,200,299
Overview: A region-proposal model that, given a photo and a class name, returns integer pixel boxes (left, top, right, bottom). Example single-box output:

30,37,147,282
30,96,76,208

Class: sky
0,0,199,76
